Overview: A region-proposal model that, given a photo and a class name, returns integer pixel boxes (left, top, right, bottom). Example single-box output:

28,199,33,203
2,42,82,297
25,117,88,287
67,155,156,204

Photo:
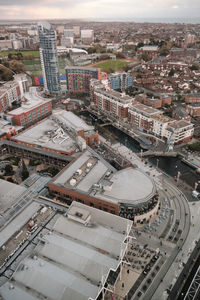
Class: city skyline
1,0,200,20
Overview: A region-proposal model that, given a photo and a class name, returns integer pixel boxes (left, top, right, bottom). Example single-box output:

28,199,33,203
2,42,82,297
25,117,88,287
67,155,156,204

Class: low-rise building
166,120,194,144
49,148,159,224
185,94,200,103
137,45,159,59
186,103,200,117
11,109,98,155
8,87,52,127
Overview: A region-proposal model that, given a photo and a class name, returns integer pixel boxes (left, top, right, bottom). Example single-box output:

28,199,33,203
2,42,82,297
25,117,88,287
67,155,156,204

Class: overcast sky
0,0,200,20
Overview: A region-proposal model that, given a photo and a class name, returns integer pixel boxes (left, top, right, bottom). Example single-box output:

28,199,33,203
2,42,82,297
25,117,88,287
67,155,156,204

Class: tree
0,65,13,81
21,170,29,181
9,60,25,73
168,68,175,77
189,65,199,71
116,52,125,59
4,164,14,176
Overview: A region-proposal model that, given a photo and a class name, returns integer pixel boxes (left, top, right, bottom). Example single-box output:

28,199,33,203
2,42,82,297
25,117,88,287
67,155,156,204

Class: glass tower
38,21,61,94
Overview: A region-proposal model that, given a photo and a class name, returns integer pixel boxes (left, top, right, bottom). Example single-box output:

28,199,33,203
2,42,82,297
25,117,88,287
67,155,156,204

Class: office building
38,21,61,94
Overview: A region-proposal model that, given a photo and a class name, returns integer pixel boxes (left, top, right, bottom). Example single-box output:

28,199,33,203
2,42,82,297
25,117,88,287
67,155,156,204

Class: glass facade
38,21,61,94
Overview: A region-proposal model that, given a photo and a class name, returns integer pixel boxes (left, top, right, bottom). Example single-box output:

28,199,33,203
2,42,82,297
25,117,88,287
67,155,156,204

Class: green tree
5,164,13,175
168,68,175,77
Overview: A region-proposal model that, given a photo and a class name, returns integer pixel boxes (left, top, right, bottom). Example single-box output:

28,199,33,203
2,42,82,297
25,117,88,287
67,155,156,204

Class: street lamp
194,181,200,191
156,158,159,169
177,171,181,184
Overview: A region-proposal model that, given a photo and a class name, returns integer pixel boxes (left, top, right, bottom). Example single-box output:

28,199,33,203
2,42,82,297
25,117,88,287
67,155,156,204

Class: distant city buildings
81,29,94,44
38,21,61,94
137,45,159,59
61,29,74,47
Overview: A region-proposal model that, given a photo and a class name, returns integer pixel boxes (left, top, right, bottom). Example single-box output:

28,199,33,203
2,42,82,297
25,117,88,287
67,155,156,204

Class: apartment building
66,67,104,94
92,86,133,120
185,94,200,103
0,81,21,112
108,72,134,92
128,103,162,133
166,120,194,144
8,87,52,127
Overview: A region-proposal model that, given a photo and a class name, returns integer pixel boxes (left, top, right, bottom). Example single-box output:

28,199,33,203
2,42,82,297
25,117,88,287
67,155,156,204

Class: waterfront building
65,66,103,93
38,21,61,94
92,86,133,120
49,148,159,225
166,120,194,144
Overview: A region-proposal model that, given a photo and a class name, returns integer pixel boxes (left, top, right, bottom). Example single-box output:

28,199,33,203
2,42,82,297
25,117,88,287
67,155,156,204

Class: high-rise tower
38,21,61,94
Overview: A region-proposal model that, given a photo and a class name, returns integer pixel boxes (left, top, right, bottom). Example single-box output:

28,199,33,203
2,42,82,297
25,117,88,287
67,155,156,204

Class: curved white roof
97,167,156,205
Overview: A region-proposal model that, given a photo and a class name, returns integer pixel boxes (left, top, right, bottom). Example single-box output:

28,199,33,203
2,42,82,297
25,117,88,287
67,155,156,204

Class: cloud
0,0,200,19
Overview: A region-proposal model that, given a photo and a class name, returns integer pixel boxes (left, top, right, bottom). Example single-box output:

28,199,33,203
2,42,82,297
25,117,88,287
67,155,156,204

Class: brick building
0,81,21,112
8,87,52,127
186,104,200,117
49,148,159,225
91,85,133,120
185,94,200,103
135,94,172,109
137,45,159,60
66,66,105,94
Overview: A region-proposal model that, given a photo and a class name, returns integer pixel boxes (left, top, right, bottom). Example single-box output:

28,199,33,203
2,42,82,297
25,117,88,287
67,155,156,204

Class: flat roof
96,167,156,205
13,117,77,153
168,120,193,130
130,103,161,116
66,66,100,72
53,109,94,132
0,202,132,300
52,149,156,206
140,45,158,51
0,179,27,215
8,88,51,116
97,88,133,104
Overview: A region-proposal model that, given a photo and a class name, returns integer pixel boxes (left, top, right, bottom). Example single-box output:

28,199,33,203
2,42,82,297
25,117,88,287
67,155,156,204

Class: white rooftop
53,149,156,206
8,87,51,115
0,202,132,300
52,109,94,132
13,117,77,153
0,179,27,214
97,167,156,205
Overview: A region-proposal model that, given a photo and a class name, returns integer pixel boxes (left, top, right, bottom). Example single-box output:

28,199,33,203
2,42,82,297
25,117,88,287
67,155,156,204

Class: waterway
149,156,200,192
81,111,141,152
81,110,200,189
